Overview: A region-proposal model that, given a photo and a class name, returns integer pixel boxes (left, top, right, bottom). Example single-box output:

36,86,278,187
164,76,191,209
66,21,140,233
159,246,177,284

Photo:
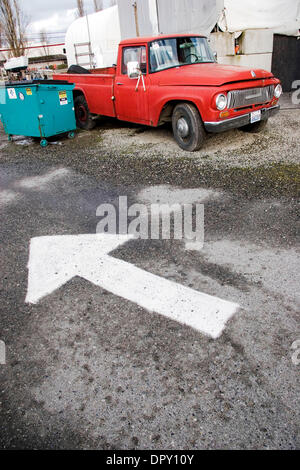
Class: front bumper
204,105,280,133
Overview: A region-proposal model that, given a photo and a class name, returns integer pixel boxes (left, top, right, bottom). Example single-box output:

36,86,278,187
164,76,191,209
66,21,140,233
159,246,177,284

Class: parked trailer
4,56,29,72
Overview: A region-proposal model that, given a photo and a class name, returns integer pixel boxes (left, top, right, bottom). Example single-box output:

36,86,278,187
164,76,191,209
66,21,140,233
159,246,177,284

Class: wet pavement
0,104,299,449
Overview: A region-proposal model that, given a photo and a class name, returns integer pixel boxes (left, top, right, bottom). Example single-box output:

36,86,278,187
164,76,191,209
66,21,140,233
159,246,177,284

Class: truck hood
157,63,274,87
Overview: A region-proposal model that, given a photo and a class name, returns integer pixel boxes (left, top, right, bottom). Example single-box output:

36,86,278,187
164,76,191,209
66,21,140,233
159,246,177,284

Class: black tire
172,103,205,151
68,65,91,75
74,95,96,130
240,118,268,133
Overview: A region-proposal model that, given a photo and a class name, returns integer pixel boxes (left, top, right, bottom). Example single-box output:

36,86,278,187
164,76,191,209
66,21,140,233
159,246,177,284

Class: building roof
29,54,67,65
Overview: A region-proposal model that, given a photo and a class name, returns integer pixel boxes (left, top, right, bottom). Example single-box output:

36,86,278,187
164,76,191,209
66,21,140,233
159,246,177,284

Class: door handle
116,82,124,86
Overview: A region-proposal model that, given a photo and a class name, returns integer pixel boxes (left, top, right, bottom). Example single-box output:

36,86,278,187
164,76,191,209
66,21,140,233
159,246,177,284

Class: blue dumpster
0,80,76,147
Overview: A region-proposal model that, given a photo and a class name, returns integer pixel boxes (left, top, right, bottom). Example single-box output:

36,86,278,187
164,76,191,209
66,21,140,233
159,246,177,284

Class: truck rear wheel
172,103,205,152
74,95,96,130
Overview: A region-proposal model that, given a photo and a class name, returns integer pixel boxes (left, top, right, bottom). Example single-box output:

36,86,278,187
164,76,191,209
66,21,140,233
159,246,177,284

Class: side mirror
127,61,140,79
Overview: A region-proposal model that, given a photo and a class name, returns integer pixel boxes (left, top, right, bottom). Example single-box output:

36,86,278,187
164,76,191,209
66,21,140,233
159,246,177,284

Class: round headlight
274,84,282,98
216,94,227,111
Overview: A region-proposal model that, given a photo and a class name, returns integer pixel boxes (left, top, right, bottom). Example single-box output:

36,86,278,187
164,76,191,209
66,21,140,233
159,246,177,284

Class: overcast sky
19,0,112,42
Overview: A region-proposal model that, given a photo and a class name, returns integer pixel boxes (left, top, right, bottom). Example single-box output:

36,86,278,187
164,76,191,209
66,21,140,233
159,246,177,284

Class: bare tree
0,0,28,57
76,0,85,17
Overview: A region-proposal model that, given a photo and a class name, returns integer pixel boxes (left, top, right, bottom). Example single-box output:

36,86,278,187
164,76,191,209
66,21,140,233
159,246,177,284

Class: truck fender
73,88,88,103
155,98,205,127
73,89,96,130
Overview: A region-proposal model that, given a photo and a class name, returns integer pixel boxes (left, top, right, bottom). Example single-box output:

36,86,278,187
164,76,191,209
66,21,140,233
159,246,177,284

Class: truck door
115,45,150,124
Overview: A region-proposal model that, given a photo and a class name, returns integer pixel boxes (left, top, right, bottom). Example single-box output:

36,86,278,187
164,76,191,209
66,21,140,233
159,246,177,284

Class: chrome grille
227,85,274,109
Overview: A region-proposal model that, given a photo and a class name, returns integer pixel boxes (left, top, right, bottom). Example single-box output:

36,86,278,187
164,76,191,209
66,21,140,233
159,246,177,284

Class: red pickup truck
54,34,282,152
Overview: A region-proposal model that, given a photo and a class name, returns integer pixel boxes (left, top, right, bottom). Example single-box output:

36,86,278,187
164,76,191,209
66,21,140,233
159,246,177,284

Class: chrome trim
227,85,274,109
204,105,280,133
177,117,189,138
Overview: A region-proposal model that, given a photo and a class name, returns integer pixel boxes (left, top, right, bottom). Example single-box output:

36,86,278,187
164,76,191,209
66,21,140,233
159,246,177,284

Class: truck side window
122,46,147,75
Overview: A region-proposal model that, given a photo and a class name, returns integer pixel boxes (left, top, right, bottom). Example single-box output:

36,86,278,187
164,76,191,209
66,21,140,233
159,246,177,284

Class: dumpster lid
2,80,73,87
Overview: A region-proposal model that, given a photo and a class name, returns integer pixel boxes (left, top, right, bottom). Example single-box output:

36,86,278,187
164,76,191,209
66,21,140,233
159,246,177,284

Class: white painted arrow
26,234,239,339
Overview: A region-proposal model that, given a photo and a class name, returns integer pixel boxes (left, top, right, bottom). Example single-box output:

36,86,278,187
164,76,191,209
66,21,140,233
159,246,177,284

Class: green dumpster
0,80,76,147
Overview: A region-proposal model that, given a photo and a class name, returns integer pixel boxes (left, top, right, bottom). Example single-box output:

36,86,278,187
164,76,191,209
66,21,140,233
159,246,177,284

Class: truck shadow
92,116,259,156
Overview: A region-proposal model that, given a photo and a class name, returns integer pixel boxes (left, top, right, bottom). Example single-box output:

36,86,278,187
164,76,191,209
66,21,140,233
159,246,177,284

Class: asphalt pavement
0,108,299,450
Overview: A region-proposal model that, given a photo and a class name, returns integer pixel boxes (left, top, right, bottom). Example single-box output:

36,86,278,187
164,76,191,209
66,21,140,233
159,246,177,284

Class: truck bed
53,66,117,117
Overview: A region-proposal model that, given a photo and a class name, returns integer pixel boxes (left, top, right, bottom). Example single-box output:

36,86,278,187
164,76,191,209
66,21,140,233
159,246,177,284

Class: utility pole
93,0,100,11
133,1,140,37
155,0,160,34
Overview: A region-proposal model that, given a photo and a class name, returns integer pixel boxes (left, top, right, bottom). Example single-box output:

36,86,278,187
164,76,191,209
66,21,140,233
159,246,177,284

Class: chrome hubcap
177,117,189,138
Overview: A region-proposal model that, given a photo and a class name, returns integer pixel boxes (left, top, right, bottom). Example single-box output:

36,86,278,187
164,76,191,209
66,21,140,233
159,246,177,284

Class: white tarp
118,0,224,39
65,6,121,69
218,0,300,36
156,0,224,37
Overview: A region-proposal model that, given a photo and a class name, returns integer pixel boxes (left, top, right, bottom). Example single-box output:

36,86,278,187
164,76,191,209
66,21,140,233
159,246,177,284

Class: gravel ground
0,101,299,199
97,107,300,167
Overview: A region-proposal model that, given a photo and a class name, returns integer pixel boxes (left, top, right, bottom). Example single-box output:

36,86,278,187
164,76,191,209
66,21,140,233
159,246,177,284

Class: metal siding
272,35,300,92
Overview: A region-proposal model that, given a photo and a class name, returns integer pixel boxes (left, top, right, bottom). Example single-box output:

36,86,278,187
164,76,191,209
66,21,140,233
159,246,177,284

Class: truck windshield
149,37,215,73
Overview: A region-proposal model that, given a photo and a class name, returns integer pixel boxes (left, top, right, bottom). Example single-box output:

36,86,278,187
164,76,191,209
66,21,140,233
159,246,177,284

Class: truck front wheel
172,103,205,152
74,95,96,130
